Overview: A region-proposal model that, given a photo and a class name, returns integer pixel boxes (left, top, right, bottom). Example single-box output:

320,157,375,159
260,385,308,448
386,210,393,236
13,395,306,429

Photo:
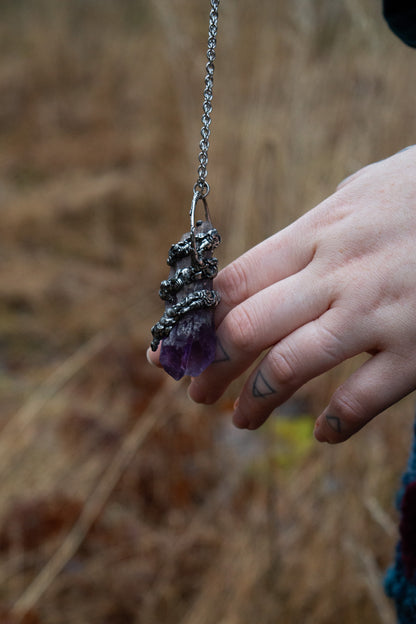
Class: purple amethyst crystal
160,308,216,380
150,217,220,381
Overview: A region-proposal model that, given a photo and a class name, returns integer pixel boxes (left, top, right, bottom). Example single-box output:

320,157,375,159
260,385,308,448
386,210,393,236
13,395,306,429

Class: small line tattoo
252,371,276,398
213,339,231,363
326,414,342,433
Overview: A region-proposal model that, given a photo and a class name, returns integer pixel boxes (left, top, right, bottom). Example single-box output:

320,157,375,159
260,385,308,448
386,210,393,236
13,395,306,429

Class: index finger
214,218,315,326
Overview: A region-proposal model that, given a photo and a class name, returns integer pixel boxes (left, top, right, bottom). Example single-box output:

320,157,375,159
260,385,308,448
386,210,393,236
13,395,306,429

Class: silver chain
193,0,220,200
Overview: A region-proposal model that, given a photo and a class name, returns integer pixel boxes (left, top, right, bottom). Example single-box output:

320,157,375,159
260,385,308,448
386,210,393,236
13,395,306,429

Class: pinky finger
314,350,416,444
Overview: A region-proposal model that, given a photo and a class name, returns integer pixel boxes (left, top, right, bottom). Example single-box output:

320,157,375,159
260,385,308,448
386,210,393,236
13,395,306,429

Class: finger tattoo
252,371,276,398
326,414,342,433
213,339,231,363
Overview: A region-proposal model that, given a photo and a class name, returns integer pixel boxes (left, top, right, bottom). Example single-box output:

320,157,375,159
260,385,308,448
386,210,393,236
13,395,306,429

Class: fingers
146,255,321,377
188,265,332,404
214,221,315,326
146,218,315,372
314,350,416,444
230,308,369,430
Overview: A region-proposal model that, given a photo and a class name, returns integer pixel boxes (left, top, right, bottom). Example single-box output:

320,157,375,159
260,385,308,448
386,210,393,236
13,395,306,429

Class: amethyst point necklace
150,1,221,380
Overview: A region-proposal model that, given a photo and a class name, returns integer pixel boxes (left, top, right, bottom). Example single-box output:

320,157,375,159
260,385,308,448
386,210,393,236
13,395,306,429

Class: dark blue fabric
385,420,416,623
383,0,416,48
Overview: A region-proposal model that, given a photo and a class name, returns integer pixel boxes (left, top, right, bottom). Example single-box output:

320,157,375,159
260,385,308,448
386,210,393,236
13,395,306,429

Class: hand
182,146,416,443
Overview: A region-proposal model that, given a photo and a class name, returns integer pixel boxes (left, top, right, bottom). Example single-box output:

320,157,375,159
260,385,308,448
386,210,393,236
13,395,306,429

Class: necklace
150,0,221,381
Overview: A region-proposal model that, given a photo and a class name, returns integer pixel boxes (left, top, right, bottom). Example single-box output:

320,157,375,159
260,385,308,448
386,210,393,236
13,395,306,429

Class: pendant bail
193,181,210,199
190,190,211,228
190,190,212,266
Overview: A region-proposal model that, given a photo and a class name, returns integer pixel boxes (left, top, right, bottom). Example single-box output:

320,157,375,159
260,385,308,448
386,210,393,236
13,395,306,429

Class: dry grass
1,0,416,622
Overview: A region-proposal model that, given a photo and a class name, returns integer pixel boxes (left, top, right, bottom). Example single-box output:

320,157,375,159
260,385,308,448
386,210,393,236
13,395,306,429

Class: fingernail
146,348,157,367
233,410,249,429
233,397,240,410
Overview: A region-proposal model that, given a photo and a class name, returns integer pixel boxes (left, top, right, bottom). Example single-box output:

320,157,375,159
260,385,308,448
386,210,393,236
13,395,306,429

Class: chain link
193,0,220,199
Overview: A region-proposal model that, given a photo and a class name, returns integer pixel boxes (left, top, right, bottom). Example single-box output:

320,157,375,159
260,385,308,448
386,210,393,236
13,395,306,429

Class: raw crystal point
160,307,216,380
158,218,219,381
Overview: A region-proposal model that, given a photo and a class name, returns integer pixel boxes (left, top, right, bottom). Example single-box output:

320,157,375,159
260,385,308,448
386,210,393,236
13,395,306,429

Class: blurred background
0,0,415,622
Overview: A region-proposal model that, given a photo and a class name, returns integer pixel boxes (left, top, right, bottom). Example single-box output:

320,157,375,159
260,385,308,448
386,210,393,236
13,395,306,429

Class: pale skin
148,146,416,443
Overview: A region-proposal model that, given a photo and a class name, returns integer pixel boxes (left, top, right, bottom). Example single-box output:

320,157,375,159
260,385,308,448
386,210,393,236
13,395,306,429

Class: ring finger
231,307,373,430
189,265,334,404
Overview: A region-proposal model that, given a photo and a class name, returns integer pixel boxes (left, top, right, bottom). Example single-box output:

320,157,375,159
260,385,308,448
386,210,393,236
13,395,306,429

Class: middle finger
189,264,332,404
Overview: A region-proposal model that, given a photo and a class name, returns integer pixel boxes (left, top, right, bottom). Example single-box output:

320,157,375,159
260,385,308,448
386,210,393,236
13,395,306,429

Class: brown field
1,1,416,622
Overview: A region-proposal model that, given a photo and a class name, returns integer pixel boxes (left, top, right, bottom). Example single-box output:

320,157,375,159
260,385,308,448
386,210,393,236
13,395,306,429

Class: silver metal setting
149,1,221,355
150,289,220,352
150,206,221,352
159,258,218,303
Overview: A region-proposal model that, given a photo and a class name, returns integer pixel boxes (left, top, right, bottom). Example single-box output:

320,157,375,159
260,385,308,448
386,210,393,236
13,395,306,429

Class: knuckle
218,260,249,308
268,347,299,387
330,388,364,424
226,305,257,354
315,320,345,362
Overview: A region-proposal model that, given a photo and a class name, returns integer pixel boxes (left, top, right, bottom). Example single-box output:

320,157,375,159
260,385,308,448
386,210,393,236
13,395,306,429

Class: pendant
150,194,221,380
